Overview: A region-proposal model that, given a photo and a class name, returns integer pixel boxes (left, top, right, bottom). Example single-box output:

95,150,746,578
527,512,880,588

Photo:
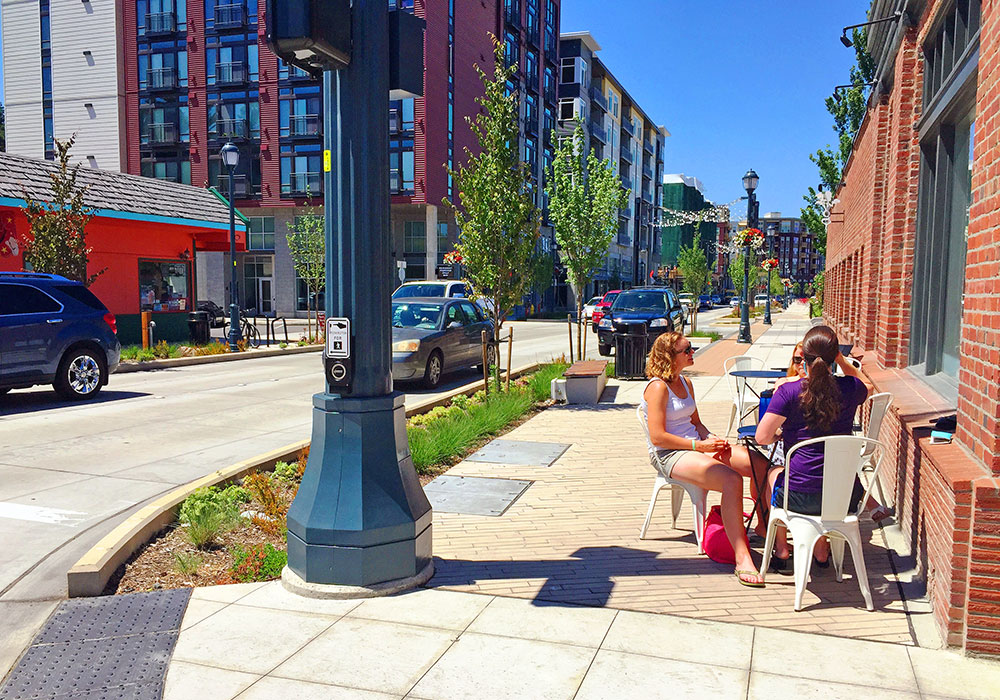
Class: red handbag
703,504,752,565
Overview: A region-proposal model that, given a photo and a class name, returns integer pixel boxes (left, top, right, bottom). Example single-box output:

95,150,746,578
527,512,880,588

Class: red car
590,290,622,331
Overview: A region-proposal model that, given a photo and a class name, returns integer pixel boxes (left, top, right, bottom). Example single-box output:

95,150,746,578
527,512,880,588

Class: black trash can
188,311,210,344
614,322,650,380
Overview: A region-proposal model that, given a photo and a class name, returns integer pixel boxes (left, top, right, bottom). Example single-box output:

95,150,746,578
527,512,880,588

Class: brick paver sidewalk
430,304,917,644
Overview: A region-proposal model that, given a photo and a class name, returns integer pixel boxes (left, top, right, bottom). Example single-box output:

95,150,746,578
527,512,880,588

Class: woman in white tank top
641,331,769,588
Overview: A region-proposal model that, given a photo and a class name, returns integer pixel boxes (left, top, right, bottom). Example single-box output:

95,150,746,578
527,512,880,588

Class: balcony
504,6,521,29
215,62,246,85
147,67,176,90
214,3,246,29
642,189,652,204
526,72,539,93
216,174,250,198
285,172,322,196
213,118,249,140
544,35,558,63
643,139,655,155
146,123,177,145
284,63,312,80
289,114,321,137
619,207,632,219
620,174,631,191
617,233,631,246
525,117,538,136
642,164,653,180
589,120,606,143
619,144,633,164
621,119,635,138
526,26,540,48
590,86,607,111
145,12,176,34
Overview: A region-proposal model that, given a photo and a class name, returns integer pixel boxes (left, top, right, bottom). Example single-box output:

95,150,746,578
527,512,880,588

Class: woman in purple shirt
755,325,871,569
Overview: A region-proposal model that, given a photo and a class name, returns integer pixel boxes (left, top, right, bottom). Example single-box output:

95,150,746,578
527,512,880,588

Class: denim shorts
771,479,864,515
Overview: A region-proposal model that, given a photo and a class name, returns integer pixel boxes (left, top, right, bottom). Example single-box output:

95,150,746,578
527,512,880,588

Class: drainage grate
0,589,190,700
424,475,532,516
465,439,571,467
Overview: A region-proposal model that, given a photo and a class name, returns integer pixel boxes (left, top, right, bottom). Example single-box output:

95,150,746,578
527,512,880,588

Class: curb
114,344,323,373
67,361,542,597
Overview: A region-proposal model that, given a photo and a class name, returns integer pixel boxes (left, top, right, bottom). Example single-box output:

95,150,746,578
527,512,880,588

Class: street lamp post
763,222,776,325
221,142,241,352
737,169,758,344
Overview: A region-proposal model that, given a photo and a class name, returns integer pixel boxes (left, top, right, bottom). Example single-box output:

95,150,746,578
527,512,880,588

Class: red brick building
825,0,1000,655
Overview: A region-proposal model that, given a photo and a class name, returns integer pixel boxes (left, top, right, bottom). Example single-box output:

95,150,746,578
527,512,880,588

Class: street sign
325,317,350,358
436,264,453,279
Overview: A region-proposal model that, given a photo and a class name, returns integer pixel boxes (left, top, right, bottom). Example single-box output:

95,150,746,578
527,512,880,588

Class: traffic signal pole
282,2,433,595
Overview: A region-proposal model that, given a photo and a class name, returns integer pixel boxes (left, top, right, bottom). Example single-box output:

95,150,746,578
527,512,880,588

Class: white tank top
640,376,699,441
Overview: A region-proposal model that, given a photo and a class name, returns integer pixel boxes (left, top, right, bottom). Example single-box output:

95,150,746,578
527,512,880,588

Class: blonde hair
646,331,686,382
787,342,804,377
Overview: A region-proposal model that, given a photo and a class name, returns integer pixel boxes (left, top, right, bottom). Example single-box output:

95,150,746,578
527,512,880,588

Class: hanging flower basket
732,228,765,249
442,250,464,265
760,257,779,271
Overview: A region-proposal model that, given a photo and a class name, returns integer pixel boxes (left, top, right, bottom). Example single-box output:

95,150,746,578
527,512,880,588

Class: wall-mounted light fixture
840,11,904,47
832,82,877,102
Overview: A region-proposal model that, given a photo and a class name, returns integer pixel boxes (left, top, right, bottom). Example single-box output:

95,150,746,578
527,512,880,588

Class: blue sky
561,0,871,217
0,2,868,215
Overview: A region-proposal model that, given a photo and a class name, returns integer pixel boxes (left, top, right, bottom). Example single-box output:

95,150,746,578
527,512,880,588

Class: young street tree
545,119,629,356
677,223,711,331
22,136,103,285
286,204,324,341
445,37,540,388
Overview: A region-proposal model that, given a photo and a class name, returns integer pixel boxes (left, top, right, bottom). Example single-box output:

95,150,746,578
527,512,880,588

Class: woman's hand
696,437,730,453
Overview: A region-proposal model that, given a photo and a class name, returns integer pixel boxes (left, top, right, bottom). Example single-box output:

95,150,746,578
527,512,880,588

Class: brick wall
827,0,1000,655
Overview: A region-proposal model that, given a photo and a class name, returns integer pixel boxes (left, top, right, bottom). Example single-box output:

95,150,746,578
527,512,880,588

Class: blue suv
0,272,120,400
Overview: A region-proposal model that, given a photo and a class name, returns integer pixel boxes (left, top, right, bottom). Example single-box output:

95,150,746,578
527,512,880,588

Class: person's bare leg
671,454,762,585
768,467,790,560
719,445,770,537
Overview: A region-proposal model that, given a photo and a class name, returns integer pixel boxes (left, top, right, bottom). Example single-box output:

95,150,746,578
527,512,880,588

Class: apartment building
758,212,824,292
557,31,668,297
660,174,716,267
2,0,561,316
2,0,125,170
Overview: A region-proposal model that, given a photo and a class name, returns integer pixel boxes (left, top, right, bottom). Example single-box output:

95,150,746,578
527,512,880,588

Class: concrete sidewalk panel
162,661,258,700
574,649,748,700
233,676,396,699
347,587,491,631
465,596,617,648
746,671,920,700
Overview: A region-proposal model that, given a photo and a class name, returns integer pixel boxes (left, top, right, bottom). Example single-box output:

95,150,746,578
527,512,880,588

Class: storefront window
139,260,190,312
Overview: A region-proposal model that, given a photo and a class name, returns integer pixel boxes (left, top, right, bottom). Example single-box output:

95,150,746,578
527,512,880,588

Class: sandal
870,505,892,523
735,569,765,588
812,555,830,569
769,555,793,575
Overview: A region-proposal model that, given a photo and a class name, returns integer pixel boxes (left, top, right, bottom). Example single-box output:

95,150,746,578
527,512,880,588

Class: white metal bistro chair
810,317,826,327
636,404,708,552
761,435,884,611
724,355,764,437
860,393,893,509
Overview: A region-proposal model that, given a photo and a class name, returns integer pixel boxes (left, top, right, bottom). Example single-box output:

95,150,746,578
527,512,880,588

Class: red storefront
825,0,1000,655
0,152,246,345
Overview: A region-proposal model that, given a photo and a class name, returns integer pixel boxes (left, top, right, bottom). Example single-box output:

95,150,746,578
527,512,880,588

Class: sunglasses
792,356,804,365
676,344,694,355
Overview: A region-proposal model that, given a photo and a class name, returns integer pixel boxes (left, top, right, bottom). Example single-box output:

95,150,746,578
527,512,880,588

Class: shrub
526,362,568,401
272,461,299,484
178,486,245,549
194,342,228,356
229,544,287,583
172,551,202,576
279,342,288,349
151,340,179,359
688,330,722,343
242,472,284,521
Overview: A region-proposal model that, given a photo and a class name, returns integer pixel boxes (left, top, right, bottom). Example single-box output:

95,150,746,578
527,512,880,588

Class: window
138,260,190,312
559,98,583,122
504,32,519,70
53,285,106,310
560,57,586,85
0,285,61,314
437,222,449,264
404,221,426,280
248,216,275,250
909,3,980,391
544,66,556,102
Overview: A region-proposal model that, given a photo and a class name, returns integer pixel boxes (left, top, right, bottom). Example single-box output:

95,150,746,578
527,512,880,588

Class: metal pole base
285,391,432,587
281,560,434,600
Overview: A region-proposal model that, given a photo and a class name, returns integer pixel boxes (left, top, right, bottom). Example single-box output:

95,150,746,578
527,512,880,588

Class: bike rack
267,316,289,346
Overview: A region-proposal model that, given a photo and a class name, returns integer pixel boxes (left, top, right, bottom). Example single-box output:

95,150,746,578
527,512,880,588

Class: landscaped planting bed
109,363,568,594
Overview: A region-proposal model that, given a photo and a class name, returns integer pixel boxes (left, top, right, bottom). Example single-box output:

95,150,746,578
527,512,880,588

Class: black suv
0,272,121,399
596,287,686,356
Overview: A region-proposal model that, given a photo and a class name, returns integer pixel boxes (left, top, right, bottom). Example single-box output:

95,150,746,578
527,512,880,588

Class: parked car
0,272,120,400
590,290,621,331
596,287,685,356
729,296,742,308
711,294,722,305
698,294,712,311
197,300,226,328
582,295,604,322
677,292,694,310
754,294,770,306
391,297,494,388
392,280,470,300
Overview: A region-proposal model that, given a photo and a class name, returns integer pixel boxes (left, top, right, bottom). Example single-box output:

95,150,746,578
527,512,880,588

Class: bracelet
691,438,697,452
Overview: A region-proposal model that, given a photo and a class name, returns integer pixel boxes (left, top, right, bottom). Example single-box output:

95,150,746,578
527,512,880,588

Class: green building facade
660,175,717,266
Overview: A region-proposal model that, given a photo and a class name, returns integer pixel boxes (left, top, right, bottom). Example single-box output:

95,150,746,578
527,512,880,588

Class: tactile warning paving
0,589,190,700
35,588,189,644
424,475,532,516
465,439,571,467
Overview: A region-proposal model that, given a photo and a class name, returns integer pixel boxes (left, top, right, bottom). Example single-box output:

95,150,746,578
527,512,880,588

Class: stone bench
558,360,609,404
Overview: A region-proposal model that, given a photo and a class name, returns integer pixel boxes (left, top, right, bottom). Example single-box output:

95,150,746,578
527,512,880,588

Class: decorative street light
763,222,777,325
737,169,759,344
221,142,241,352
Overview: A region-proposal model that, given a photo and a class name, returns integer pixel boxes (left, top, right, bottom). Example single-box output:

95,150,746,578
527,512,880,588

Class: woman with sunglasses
641,331,770,588
775,342,806,390
755,325,871,569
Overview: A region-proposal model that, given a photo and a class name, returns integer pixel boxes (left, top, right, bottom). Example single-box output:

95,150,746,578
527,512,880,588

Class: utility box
265,0,351,74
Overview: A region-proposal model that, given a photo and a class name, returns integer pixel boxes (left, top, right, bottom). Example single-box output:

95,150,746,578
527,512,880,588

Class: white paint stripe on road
0,502,88,526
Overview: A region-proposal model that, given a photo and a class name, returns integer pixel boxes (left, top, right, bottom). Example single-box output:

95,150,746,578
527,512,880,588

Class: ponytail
799,326,843,432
